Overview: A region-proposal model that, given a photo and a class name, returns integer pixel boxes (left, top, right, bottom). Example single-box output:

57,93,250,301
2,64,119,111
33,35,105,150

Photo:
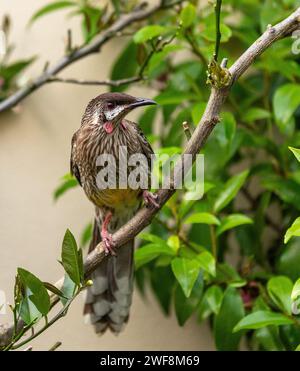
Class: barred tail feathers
83,218,134,334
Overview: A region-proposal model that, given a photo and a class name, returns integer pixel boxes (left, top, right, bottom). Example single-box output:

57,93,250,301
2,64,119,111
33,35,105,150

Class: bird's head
85,92,157,134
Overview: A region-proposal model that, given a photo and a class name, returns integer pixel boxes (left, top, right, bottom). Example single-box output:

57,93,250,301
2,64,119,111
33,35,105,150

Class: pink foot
143,190,159,208
101,230,116,256
101,211,116,256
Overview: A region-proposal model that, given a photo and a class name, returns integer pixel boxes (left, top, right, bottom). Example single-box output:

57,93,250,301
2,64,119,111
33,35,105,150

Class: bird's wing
127,120,154,160
126,120,154,191
70,130,82,186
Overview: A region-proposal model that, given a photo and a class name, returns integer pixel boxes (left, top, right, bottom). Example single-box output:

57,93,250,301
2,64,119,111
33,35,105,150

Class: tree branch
0,0,183,113
1,6,300,348
47,76,143,87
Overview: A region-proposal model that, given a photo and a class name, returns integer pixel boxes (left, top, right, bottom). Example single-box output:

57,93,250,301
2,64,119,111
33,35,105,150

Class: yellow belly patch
92,188,140,209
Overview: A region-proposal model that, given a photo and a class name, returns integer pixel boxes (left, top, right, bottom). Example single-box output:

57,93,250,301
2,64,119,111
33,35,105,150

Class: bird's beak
106,98,157,129
127,98,157,110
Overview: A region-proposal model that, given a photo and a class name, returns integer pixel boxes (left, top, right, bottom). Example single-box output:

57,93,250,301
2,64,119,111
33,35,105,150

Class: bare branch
72,5,300,283
49,341,62,351
0,0,182,113
1,6,300,348
47,76,143,87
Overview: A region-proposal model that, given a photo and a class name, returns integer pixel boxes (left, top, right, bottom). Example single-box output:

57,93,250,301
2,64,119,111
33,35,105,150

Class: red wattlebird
70,93,158,334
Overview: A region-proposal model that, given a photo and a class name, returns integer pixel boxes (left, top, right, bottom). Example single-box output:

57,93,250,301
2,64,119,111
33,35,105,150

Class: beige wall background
0,0,214,350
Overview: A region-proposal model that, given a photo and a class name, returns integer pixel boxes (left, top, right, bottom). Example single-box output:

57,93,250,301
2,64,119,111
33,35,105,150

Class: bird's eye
107,102,115,110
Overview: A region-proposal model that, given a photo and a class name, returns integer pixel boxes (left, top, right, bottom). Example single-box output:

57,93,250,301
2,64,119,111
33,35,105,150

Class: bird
70,92,158,334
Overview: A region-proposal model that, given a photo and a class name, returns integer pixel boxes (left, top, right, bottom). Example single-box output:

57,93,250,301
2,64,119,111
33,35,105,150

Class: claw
101,211,116,256
143,190,159,208
102,231,116,256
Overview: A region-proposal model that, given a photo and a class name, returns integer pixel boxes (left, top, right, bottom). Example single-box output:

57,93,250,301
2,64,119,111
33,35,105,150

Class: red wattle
103,122,114,134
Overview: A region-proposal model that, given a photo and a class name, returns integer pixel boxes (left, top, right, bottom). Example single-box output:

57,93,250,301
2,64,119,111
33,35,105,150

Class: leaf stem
11,297,75,350
210,224,218,260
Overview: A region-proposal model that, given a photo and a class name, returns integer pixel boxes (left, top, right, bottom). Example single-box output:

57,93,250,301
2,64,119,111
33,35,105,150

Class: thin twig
23,345,33,351
49,341,62,351
66,29,72,54
214,0,222,61
47,33,177,87
184,30,207,65
11,296,76,350
47,76,143,87
0,0,184,113
210,224,218,260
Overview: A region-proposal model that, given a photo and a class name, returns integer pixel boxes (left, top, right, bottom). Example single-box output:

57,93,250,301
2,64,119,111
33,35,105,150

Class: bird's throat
103,121,114,134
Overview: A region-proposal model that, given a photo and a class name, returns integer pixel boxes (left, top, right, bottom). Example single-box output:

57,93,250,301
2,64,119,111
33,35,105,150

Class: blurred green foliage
53,0,300,351
0,15,35,101
111,0,300,351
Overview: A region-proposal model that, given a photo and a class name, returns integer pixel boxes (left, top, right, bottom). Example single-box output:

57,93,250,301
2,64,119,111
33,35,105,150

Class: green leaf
0,58,36,86
191,102,206,125
78,247,84,285
280,324,300,351
167,235,180,253
216,263,246,287
243,108,271,123
292,278,300,301
255,326,285,351
30,1,76,24
17,268,50,316
285,217,300,244
196,251,216,277
214,286,245,350
202,23,232,43
203,285,223,314
273,83,300,125
184,212,220,225
198,294,213,322
138,106,157,135
221,111,236,146
134,25,168,44
110,41,139,92
262,176,300,210
43,282,67,299
216,214,253,235
80,222,93,248
277,241,300,282
139,232,166,244
171,257,201,297
60,273,76,306
148,44,183,74
155,91,196,105
54,173,78,201
151,266,175,315
174,274,204,326
289,147,300,162
19,288,41,325
135,243,175,270
183,181,215,205
213,170,249,213
180,3,197,28
258,56,300,82
61,229,82,286
80,5,102,43
155,255,173,267
267,276,293,314
233,311,293,332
